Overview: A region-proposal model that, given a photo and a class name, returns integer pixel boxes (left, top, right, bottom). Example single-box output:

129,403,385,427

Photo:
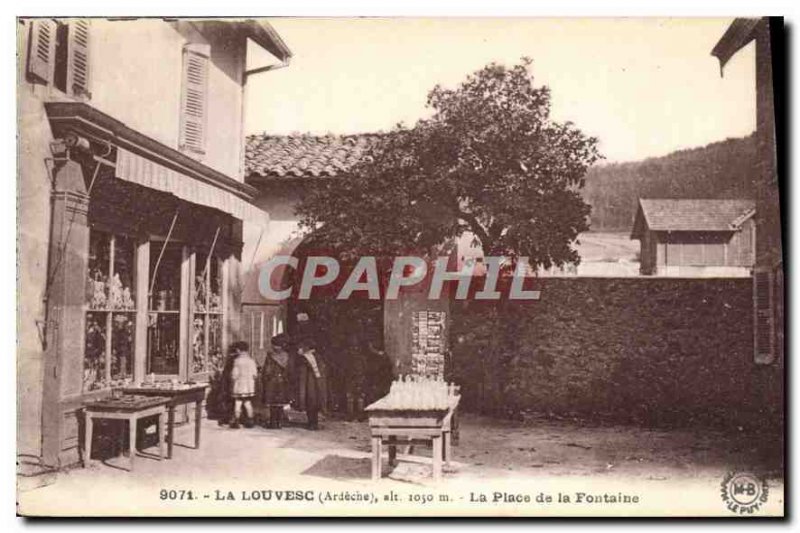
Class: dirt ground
17,412,785,517
290,412,783,481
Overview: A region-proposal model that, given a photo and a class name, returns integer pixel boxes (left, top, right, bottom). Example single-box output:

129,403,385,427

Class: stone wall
449,277,783,431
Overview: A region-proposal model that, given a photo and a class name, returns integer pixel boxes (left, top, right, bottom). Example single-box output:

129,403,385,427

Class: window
26,18,91,98
148,243,183,375
179,43,210,157
753,269,775,365
84,231,137,392
191,252,223,375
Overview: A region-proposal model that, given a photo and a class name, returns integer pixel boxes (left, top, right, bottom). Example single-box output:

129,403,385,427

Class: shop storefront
41,102,264,466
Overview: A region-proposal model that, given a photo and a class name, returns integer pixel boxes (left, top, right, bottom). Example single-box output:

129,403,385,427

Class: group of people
212,333,328,431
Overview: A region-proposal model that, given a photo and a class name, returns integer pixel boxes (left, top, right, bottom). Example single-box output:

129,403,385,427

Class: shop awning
44,102,268,224
116,148,265,222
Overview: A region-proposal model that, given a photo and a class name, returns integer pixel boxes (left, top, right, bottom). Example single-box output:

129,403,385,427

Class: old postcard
16,16,784,517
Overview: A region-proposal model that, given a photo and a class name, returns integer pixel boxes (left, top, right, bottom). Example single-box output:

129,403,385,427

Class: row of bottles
382,375,459,410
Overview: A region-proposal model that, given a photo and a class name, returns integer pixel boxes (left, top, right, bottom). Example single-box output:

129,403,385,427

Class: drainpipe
239,57,291,179
244,57,291,79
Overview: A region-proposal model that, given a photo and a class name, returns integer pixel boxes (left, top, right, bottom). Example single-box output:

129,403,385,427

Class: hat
271,333,289,348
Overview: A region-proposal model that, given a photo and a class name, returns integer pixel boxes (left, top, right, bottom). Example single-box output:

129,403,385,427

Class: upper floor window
179,43,210,158
26,18,91,99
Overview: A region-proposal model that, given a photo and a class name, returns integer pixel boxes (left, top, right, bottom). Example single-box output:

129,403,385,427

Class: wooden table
366,396,460,482
121,384,208,459
83,395,169,471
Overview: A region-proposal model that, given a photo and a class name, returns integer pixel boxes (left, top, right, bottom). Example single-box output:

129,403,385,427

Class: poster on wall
411,310,446,377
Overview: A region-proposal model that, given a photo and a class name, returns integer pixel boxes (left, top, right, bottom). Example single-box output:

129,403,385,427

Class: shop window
148,243,183,375
84,231,137,392
192,252,223,375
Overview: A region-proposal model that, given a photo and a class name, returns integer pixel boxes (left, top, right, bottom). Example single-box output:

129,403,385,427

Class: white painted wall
89,19,247,180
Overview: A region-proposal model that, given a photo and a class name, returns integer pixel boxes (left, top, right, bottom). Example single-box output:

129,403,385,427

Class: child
230,341,258,429
261,334,291,429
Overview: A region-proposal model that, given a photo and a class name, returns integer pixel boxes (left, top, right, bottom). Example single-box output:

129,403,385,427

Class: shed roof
631,199,755,239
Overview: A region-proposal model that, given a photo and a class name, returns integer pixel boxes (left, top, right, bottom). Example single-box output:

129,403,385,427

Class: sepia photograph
15,14,785,518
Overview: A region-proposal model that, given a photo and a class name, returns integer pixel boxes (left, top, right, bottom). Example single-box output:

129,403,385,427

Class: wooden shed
630,199,755,277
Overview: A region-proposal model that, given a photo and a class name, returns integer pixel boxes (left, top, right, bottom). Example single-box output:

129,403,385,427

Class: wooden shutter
753,270,775,364
26,19,54,84
66,19,91,97
179,43,210,156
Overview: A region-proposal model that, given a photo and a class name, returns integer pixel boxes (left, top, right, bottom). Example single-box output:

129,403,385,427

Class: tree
297,59,602,271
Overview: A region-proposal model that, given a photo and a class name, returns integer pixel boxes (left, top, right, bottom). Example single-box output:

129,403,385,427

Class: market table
121,383,209,459
365,395,460,482
83,395,169,471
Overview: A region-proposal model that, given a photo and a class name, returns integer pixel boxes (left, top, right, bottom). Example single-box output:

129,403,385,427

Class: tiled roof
245,134,382,180
636,199,755,234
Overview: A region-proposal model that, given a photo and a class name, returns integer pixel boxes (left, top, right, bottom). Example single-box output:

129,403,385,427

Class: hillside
583,134,758,232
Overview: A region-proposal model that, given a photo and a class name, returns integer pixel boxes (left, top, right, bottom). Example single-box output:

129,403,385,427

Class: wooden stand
83,396,169,471
366,396,459,482
121,384,208,459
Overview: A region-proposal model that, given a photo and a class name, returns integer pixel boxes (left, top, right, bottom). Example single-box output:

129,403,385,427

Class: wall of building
450,277,782,431
754,19,781,268
242,183,305,306
90,19,247,181
17,17,250,465
17,24,54,460
639,224,755,277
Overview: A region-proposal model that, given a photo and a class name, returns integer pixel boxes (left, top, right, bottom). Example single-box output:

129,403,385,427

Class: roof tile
245,133,382,180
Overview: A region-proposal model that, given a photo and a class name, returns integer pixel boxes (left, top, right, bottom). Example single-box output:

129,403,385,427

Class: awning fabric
116,147,267,224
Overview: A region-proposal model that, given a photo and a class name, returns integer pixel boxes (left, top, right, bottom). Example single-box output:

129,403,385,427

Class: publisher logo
720,471,768,514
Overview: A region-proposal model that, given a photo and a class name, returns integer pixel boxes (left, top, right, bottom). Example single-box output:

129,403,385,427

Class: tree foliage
297,59,602,270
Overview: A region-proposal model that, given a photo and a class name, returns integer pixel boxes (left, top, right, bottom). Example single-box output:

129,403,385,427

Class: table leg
371,436,382,481
443,430,451,465
194,399,202,449
452,409,460,446
128,416,137,471
167,406,175,459
389,441,397,467
432,435,443,482
84,413,93,468
158,411,166,461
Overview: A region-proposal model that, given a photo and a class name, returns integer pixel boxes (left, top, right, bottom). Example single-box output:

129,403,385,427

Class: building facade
712,18,783,365
630,199,755,277
17,18,290,472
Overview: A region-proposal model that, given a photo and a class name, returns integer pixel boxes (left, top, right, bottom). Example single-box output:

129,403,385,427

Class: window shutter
26,19,54,84
66,19,91,98
179,43,210,156
753,270,775,364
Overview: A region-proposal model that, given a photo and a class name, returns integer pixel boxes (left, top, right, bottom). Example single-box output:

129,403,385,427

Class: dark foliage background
584,135,758,231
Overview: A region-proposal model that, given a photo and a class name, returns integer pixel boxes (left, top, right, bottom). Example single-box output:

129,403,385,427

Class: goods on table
367,375,458,411
123,380,202,391
87,394,169,410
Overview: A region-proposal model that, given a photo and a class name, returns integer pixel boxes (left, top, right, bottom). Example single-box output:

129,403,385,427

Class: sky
244,18,756,163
